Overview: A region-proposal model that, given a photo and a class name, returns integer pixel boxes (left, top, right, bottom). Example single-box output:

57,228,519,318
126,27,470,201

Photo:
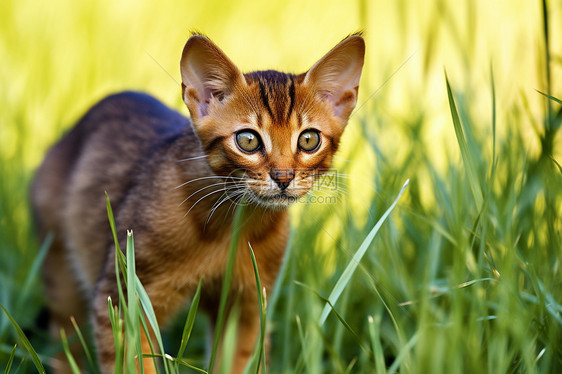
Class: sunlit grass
1,0,562,373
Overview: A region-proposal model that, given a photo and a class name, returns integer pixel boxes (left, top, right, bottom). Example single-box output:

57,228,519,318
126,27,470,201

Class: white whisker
183,187,237,218
226,191,249,218
178,181,245,207
205,189,246,227
174,175,245,190
176,155,208,162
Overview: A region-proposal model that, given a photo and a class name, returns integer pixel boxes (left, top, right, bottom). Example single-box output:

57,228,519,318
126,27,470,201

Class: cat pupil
236,131,260,152
298,130,320,151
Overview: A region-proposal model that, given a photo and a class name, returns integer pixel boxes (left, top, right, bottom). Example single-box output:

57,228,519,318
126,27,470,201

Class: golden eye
298,130,321,152
236,130,262,153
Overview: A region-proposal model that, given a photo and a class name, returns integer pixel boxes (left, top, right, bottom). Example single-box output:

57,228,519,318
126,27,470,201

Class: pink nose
271,169,295,190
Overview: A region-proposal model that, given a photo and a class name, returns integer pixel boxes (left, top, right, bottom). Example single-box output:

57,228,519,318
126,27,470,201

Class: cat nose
271,169,295,190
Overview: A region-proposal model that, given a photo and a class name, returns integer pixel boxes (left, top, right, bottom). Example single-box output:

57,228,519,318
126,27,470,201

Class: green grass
1,0,562,373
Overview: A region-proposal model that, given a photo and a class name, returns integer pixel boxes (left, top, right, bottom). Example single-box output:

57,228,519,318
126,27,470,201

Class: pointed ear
304,34,365,121
180,35,244,120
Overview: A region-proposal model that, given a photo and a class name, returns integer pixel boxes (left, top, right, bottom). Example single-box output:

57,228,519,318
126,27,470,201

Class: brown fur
31,33,364,373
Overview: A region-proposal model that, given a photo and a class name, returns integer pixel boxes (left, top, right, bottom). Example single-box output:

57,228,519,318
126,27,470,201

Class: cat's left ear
180,35,245,121
304,34,365,122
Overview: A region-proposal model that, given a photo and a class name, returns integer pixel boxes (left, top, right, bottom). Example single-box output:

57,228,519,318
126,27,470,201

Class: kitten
31,33,364,373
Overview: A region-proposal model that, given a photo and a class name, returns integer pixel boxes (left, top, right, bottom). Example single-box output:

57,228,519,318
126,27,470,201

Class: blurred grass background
1,0,561,373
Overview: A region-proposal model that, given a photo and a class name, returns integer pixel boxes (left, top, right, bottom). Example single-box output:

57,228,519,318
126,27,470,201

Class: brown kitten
31,33,364,373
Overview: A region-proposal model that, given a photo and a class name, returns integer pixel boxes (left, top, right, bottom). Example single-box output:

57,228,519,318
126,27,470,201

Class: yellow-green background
1,0,562,373
2,0,560,170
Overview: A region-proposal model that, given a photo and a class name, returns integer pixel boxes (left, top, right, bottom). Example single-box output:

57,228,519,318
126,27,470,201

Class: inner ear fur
304,34,365,121
180,35,245,120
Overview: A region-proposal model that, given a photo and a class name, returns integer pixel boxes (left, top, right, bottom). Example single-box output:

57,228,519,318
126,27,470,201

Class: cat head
180,33,364,208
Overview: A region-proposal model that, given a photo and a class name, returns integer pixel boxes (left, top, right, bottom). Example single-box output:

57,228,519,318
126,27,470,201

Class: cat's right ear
180,35,244,121
304,34,365,123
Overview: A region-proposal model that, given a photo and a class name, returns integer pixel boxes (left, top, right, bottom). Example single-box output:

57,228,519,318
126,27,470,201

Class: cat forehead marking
245,70,297,126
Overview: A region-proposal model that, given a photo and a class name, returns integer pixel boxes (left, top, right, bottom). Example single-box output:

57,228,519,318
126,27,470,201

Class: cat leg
42,237,88,374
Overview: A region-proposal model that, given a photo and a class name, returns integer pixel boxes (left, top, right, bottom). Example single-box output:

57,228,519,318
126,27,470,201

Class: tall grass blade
107,297,124,374
132,254,172,374
106,194,127,372
490,64,497,180
536,90,562,106
105,192,121,254
445,73,483,208
125,230,142,373
295,315,310,373
319,179,409,325
3,344,16,374
368,315,386,374
70,316,99,374
296,281,371,355
245,243,266,374
172,356,208,373
541,0,552,125
386,332,418,374
16,232,52,311
60,329,81,374
208,202,245,373
0,303,45,373
106,193,171,373
176,278,202,360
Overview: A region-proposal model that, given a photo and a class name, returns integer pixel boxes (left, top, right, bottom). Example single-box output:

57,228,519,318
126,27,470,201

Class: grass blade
368,315,386,374
60,329,81,374
445,73,483,208
107,193,171,373
0,303,45,373
319,179,409,325
177,278,203,360
536,90,562,106
125,230,142,373
135,276,170,374
107,297,124,374
16,232,52,311
171,356,208,373
245,243,266,374
70,316,99,374
295,316,310,373
386,332,418,374
4,344,16,374
208,202,245,373
296,281,371,355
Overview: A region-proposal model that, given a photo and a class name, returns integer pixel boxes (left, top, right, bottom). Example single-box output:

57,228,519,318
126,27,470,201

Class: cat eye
236,130,262,153
298,130,321,152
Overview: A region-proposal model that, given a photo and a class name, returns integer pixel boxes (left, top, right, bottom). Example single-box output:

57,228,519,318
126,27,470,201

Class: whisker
311,185,349,194
183,187,237,218
205,189,245,227
301,95,326,120
331,155,353,163
176,155,208,162
178,181,244,207
174,175,245,190
239,88,261,114
299,85,317,115
226,191,249,218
